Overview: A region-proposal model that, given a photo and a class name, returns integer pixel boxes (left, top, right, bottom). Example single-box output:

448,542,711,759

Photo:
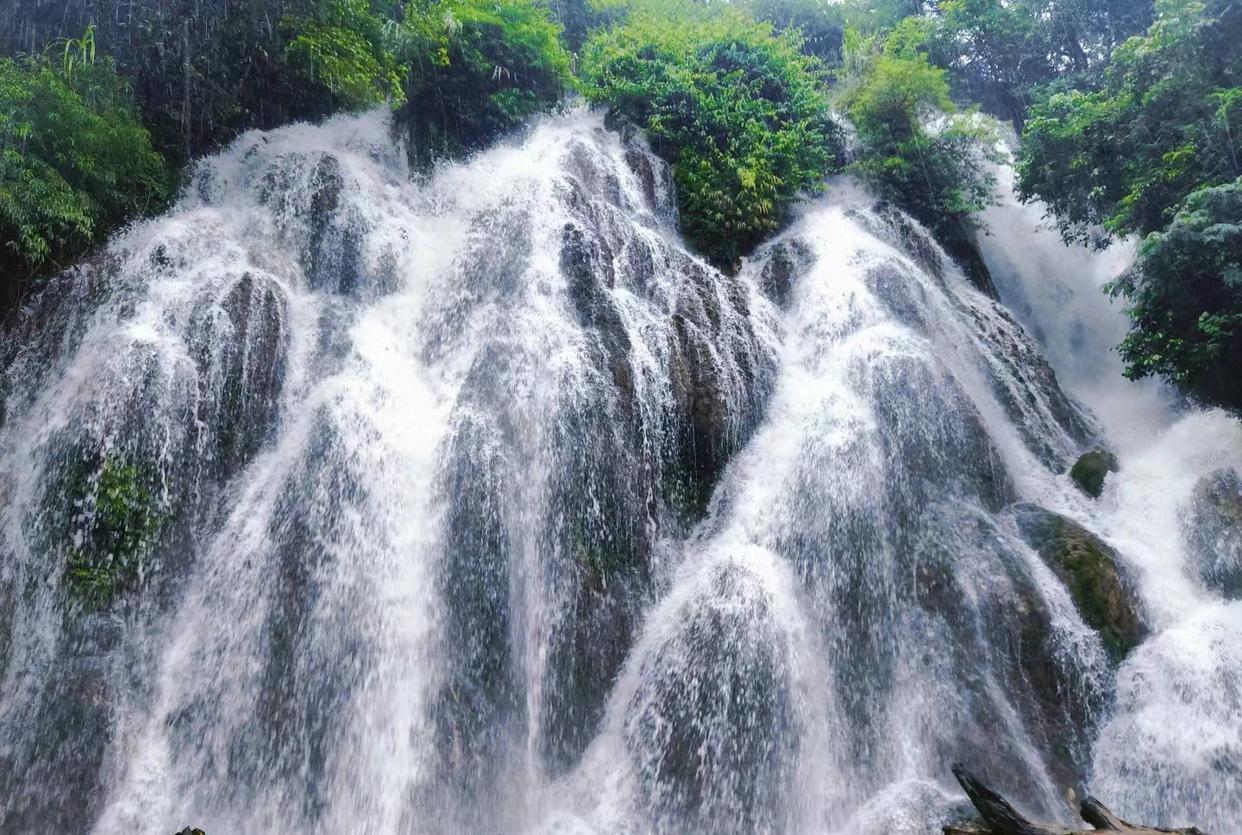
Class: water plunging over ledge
0,109,1237,834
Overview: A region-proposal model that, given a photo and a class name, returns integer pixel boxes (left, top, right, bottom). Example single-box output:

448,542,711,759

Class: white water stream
0,110,1237,833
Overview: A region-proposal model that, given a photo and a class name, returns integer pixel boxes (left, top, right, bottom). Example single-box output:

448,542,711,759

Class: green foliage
928,0,1154,128
284,0,406,110
580,2,843,266
0,41,171,297
1017,0,1242,244
1012,0,1242,406
746,0,847,63
1106,179,1242,407
62,454,167,608
837,26,998,237
830,0,928,36
396,0,574,164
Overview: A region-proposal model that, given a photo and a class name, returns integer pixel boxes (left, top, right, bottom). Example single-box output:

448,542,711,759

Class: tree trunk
944,764,1208,835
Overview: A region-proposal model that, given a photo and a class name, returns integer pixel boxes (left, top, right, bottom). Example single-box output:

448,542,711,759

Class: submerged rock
1012,504,1145,662
1068,448,1119,498
1183,468,1242,598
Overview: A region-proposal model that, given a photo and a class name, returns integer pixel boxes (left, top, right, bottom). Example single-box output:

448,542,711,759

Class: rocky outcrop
429,124,780,802
623,561,797,835
938,217,1000,299
850,202,998,298
1069,449,1119,499
189,271,290,476
1012,504,1145,662
259,151,370,296
756,238,813,308
1183,467,1242,598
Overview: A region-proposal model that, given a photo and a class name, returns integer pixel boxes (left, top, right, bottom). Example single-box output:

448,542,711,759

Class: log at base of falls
944,764,1209,835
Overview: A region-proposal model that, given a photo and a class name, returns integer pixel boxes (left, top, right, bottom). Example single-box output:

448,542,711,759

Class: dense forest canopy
2,0,1240,409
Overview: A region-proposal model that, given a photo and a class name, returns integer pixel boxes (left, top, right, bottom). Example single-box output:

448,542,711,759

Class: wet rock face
258,152,371,296
1069,448,1119,498
624,562,797,834
849,203,998,299
432,405,519,804
429,126,780,794
757,239,814,308
1012,503,1146,662
1183,468,1242,598
189,272,290,476
0,614,123,832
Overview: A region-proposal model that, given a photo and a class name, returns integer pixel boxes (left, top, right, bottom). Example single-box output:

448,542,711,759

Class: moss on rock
1012,503,1145,662
59,453,166,608
1068,448,1119,499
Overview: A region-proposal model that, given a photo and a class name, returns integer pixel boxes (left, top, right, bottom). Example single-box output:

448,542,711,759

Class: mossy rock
1068,448,1119,499
49,452,167,608
1012,503,1146,662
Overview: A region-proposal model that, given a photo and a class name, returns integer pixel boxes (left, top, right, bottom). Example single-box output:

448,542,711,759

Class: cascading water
0,109,1237,834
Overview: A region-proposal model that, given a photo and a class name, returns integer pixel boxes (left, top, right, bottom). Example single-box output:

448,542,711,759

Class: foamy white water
0,110,1236,834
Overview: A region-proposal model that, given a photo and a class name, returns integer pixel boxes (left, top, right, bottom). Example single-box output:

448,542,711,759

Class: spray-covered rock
1183,467,1242,598
1012,503,1145,662
1069,448,1119,498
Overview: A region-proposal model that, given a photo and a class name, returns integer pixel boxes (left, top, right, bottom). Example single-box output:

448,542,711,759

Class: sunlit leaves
284,0,406,109
396,0,574,163
0,49,170,283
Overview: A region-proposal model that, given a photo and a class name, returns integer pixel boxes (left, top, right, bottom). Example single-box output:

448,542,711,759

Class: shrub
396,0,574,165
57,453,167,608
284,0,406,110
0,31,171,303
580,2,843,267
836,25,998,239
1107,179,1242,408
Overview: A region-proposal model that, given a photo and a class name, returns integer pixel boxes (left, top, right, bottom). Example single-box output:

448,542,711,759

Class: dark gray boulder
1069,449,1119,499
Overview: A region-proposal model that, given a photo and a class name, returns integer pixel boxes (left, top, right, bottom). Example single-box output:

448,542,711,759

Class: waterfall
0,109,1237,834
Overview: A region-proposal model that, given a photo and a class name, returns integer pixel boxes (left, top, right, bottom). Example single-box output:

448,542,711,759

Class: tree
0,29,171,306
929,0,1154,129
580,0,843,266
836,23,999,240
284,0,406,111
1107,179,1242,408
1018,0,1242,244
746,0,847,63
1017,0,1242,407
396,0,574,165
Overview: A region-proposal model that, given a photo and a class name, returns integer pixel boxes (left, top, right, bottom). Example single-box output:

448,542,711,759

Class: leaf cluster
580,1,843,266
56,453,168,608
1107,178,1242,406
927,0,1154,129
396,0,574,164
836,24,999,237
284,0,407,110
0,47,171,296
1018,0,1242,245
